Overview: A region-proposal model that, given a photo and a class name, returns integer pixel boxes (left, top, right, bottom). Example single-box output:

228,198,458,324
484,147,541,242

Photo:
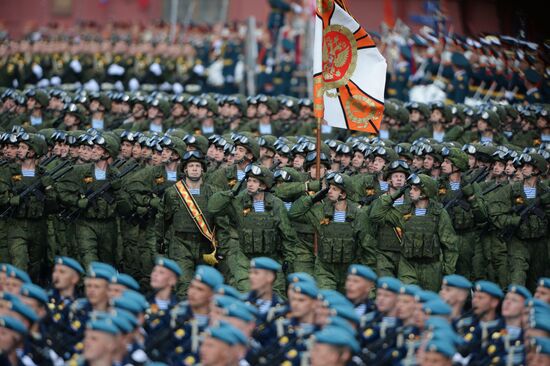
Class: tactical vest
239,208,280,256
171,191,211,234
11,175,46,219
80,175,117,219
292,218,315,245
401,209,441,260
511,184,548,239
377,223,401,252
318,220,357,264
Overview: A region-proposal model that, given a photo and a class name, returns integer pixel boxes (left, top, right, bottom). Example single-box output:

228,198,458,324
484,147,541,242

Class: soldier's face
275,153,289,167
535,286,550,304
132,104,145,118
257,104,269,117
147,107,159,120
185,162,203,180
150,266,177,290
0,327,21,353
151,150,163,166
199,336,232,366
52,264,79,292
246,177,262,195
53,142,69,158
246,105,257,118
172,104,184,117
308,165,326,180
410,110,421,122
352,152,364,168
83,330,116,362
5,145,18,160
472,291,498,316
327,185,344,202
339,154,351,168
64,114,78,128
16,142,31,161
214,147,225,162
120,141,133,159
409,185,422,202
375,288,398,315
289,291,316,319
310,343,349,366
132,143,142,158
477,119,489,132
84,278,109,307
5,278,23,295
372,156,386,173
249,268,275,292
91,145,108,162
423,155,435,170
89,100,100,113
430,109,443,123
187,280,213,309
492,161,505,176
293,154,305,170
413,156,424,169
521,164,535,178
234,146,247,163
390,172,406,188
345,275,373,303
420,351,452,366
502,292,525,319
505,160,516,176
108,284,127,300
439,286,468,307
279,108,292,119
396,294,416,321
441,158,453,174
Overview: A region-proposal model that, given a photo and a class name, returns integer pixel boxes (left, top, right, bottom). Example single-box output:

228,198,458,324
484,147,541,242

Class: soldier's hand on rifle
41,175,55,189
390,184,409,201
9,195,20,206
231,179,245,197
77,198,89,209
312,186,329,203
461,184,475,198
149,196,162,210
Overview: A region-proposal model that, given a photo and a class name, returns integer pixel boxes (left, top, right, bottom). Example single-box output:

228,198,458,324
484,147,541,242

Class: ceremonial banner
313,0,387,133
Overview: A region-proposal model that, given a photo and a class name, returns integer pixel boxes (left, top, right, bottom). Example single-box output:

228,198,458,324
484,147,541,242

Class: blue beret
154,257,182,277
399,284,421,297
6,266,31,284
206,323,248,346
347,264,377,282
111,273,140,291
213,295,241,309
425,317,454,332
527,299,550,314
194,265,223,289
423,299,452,316
329,305,360,325
92,311,133,334
538,278,550,289
525,69,542,84
415,290,440,304
451,52,469,68
54,256,84,275
222,303,255,323
532,337,550,355
86,318,120,336
0,315,27,335
290,281,319,299
318,289,353,308
442,274,472,290
326,316,357,336
424,338,456,358
112,296,143,316
87,268,114,282
0,263,11,273
287,272,316,285
475,280,503,299
530,312,550,333
250,257,281,272
20,283,48,306
89,262,117,277
215,284,242,300
430,327,465,347
0,291,16,302
111,308,138,330
314,326,360,352
9,298,38,323
377,277,401,293
507,284,532,300
122,290,148,311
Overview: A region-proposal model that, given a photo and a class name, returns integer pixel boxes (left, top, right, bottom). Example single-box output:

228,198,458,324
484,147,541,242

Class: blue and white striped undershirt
379,181,389,192
523,186,537,199
415,208,427,216
259,123,272,135
333,210,346,223
166,170,177,182
253,200,265,212
433,131,445,143
189,188,200,195
149,123,162,133
449,181,461,191
283,201,292,211
21,169,35,177
202,125,215,135
393,196,404,206
355,303,367,316
256,299,272,314
94,167,106,180
194,314,209,327
154,298,170,311
480,136,493,144
236,170,246,181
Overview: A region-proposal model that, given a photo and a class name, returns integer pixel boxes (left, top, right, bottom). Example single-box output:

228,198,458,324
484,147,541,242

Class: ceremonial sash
174,180,216,246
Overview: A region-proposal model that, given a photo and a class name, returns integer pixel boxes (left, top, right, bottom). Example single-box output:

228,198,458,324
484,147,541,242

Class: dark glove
231,179,245,197
41,175,55,188
312,186,329,203
9,195,20,206
390,184,409,201
461,184,475,198
77,198,89,209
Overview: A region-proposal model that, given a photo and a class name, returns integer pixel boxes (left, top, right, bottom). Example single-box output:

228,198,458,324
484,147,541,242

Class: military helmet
258,135,277,153
430,101,452,122
478,110,500,129
182,150,207,171
28,89,50,108
325,172,353,194
233,133,259,160
372,145,398,162
441,147,469,172
394,143,413,160
64,103,87,122
256,94,279,114
183,134,209,155
406,101,430,120
149,98,171,116
273,167,304,183
93,134,120,158
90,92,111,112
517,153,547,173
280,96,299,114
303,151,331,169
38,128,56,146
160,135,187,158
407,173,437,199
245,164,273,189
18,133,47,157
384,159,411,180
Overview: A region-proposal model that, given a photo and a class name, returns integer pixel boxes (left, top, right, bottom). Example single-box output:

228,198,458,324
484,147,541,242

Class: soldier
310,325,359,366
534,278,550,304
438,274,472,327
162,150,219,296
208,163,297,294
87,92,112,130
368,159,411,276
345,264,377,317
56,134,123,268
199,323,248,366
420,338,456,366
79,318,121,366
289,172,362,291
2,132,56,282
49,256,84,310
0,315,28,366
245,257,285,317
